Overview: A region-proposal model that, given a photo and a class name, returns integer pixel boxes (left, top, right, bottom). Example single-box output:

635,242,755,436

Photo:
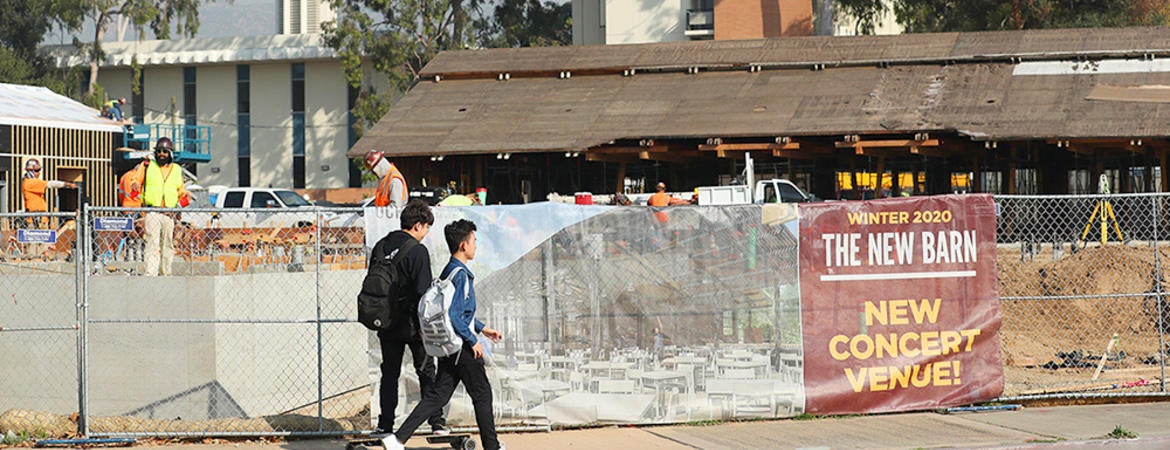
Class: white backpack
418,267,472,357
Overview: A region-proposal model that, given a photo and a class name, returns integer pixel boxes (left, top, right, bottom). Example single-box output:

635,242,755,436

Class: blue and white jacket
439,258,485,348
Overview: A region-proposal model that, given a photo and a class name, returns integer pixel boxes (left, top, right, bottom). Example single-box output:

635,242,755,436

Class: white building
572,0,900,45
572,0,813,45
278,0,335,35
45,34,387,189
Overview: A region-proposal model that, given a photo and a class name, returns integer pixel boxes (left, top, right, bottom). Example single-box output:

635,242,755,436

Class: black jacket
371,230,432,339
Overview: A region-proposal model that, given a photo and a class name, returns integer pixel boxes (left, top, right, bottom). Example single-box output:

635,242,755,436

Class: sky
44,0,277,45
44,0,573,45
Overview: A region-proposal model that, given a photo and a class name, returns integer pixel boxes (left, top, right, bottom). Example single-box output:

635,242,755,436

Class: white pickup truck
183,187,319,229
697,179,817,206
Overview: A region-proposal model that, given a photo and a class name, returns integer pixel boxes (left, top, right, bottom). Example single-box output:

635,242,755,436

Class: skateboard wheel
462,438,477,450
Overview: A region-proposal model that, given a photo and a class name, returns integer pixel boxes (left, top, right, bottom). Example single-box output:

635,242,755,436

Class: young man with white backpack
383,219,505,450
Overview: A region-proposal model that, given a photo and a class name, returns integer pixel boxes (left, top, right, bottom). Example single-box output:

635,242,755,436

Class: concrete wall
143,67,184,126
572,0,606,45
305,62,349,189
197,65,238,188
251,63,293,189
605,0,687,44
0,275,79,415
0,271,366,420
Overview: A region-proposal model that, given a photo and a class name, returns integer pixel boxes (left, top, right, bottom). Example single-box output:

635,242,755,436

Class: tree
325,0,485,94
837,0,1170,34
0,0,59,58
324,0,491,143
480,0,571,48
0,0,76,94
63,0,219,101
323,0,571,142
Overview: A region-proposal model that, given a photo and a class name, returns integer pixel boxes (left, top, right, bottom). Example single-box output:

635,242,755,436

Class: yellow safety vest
142,161,183,207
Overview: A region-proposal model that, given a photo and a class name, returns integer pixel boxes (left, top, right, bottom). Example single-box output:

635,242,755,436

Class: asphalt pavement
133,401,1170,450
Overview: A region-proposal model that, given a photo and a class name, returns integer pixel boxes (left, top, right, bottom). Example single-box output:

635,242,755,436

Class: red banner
799,194,1002,414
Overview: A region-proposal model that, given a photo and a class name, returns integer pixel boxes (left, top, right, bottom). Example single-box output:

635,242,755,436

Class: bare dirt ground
997,245,1169,395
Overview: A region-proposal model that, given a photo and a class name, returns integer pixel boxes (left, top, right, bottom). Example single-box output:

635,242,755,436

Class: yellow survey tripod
1080,174,1124,245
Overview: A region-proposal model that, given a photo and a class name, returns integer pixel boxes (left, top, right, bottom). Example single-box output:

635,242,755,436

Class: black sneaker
431,424,450,436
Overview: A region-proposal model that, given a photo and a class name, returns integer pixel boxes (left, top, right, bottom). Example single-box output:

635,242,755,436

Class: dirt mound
998,245,1168,394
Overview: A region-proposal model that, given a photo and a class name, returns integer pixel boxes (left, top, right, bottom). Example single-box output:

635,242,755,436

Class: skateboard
346,434,477,450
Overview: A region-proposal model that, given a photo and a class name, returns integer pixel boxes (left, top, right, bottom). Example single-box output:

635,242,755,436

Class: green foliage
0,45,70,94
323,0,473,95
478,0,571,48
324,0,574,89
0,0,58,58
834,0,888,35
349,86,391,142
1106,425,1138,439
838,0,1170,34
64,0,223,96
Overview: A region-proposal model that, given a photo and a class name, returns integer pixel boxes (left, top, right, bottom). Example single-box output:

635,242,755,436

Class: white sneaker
380,434,405,450
497,442,505,450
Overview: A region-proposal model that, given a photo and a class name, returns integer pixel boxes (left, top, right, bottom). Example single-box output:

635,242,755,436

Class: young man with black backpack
363,200,447,435
383,219,505,450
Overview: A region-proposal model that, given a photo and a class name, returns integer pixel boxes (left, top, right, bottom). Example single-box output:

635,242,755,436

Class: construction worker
21,158,76,228
118,156,150,262
647,182,669,207
647,182,671,224
364,150,408,207
103,97,126,121
118,156,150,208
139,137,189,276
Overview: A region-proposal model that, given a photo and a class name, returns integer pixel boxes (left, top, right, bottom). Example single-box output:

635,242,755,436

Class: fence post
76,199,90,436
543,241,557,354
315,209,324,432
1158,196,1167,393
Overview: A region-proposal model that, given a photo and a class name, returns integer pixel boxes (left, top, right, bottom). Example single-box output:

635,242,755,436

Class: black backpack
357,237,419,331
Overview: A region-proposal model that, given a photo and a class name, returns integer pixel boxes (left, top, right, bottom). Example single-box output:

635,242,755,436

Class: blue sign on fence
94,216,134,232
16,229,57,243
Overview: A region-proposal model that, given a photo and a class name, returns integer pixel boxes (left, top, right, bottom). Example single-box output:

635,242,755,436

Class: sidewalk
139,401,1170,450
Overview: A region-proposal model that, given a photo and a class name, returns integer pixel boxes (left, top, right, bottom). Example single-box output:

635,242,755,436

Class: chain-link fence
0,212,81,439
1,198,1168,439
80,206,368,437
997,194,1169,399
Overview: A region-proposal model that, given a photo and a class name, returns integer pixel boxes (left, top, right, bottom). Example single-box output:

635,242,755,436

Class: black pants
394,343,499,450
377,331,445,431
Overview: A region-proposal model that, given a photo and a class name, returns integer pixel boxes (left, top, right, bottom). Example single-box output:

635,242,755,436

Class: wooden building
0,83,124,212
350,27,1170,203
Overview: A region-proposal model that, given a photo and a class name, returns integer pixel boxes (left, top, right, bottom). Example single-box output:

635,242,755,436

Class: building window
132,70,144,124
183,67,197,176
347,84,361,187
237,65,251,187
291,63,306,188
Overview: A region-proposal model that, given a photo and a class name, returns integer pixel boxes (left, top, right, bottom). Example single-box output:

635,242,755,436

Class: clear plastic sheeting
366,203,805,425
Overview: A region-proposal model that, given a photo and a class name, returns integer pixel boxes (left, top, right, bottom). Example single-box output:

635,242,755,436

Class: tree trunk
86,13,109,99
450,0,465,47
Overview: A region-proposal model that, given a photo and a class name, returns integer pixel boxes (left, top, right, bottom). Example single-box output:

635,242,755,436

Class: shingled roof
350,27,1170,158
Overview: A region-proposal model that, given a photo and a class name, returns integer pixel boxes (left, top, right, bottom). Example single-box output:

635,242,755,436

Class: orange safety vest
373,166,408,207
647,191,670,223
119,168,144,207
22,178,49,213
647,192,670,207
